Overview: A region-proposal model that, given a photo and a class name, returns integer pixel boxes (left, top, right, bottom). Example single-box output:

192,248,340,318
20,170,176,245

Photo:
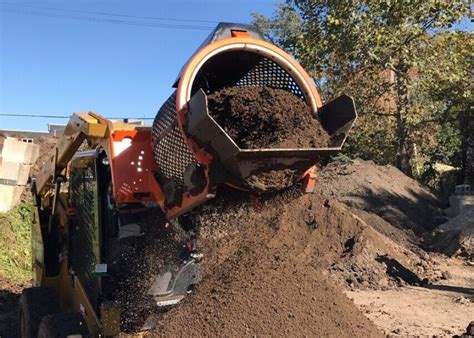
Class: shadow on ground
376,255,474,297
347,187,444,234
0,288,20,338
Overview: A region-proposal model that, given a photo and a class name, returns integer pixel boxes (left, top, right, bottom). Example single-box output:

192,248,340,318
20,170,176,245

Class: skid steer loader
18,22,356,337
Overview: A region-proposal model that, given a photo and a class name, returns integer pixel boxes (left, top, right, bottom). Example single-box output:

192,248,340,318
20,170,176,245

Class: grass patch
0,202,32,283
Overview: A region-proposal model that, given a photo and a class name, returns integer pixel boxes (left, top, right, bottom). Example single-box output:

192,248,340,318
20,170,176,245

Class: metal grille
152,92,178,139
236,57,306,101
152,91,196,187
70,165,100,308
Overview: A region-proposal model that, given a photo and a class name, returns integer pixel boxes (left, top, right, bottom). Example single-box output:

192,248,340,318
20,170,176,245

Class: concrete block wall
0,162,33,185
1,137,39,164
0,137,39,212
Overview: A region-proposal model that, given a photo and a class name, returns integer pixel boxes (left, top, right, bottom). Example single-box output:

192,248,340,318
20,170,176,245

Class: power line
0,113,155,120
0,8,214,30
0,7,215,31
0,1,219,24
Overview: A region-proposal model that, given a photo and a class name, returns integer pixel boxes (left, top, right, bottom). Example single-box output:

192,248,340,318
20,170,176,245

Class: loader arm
35,112,109,199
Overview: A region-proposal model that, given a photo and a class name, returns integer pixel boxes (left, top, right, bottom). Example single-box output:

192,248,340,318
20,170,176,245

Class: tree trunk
394,56,413,177
459,110,474,186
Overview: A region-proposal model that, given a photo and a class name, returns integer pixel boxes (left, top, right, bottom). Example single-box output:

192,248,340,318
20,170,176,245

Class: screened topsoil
207,86,330,149
154,187,382,336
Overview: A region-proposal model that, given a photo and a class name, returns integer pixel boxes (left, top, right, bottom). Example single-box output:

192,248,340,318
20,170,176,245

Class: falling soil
207,86,330,149
153,187,382,336
105,209,189,333
244,168,300,192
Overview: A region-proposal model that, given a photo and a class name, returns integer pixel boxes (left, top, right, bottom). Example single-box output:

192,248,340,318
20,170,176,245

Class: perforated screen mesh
152,92,195,188
236,57,305,101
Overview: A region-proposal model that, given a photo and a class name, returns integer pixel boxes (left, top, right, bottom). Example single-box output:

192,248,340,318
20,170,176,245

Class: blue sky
0,0,276,131
1,1,471,132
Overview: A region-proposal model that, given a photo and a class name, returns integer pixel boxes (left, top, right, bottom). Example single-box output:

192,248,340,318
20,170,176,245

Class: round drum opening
186,49,330,152
190,50,308,104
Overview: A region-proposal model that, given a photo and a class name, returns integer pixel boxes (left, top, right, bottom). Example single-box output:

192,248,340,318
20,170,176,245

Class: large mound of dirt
207,86,330,149
155,188,381,336
313,159,445,289
315,159,443,234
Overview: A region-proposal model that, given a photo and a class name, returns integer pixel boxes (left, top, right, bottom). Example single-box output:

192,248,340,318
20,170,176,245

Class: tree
253,0,470,176
416,31,473,184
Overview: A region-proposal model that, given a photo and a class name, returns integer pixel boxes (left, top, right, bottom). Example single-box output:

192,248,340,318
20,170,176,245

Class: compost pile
314,159,443,234
153,187,381,336
207,86,330,149
314,159,444,289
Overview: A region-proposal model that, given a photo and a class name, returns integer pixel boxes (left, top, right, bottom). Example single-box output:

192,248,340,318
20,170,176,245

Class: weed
0,202,32,283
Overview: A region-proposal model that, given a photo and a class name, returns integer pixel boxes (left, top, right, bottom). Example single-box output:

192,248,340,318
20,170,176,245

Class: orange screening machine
26,23,356,337
132,22,356,217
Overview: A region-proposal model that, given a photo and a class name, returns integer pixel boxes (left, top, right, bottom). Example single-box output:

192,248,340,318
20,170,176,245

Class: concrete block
0,136,4,167
0,184,24,213
1,138,39,164
446,195,474,218
0,161,32,185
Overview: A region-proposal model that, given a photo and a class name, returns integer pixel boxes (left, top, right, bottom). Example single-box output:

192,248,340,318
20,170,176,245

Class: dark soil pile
314,159,443,235
313,159,444,289
207,86,330,149
154,188,381,336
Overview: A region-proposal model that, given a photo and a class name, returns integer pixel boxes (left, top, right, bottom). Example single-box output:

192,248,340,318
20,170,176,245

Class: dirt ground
207,86,330,149
316,160,473,336
348,257,474,336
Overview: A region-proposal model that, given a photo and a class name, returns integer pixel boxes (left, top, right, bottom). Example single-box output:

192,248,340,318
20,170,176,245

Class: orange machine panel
109,129,164,205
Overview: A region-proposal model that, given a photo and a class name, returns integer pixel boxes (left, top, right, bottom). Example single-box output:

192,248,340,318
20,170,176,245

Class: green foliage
344,115,398,166
0,202,32,283
253,3,303,56
329,153,353,164
414,30,472,182
253,0,471,178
